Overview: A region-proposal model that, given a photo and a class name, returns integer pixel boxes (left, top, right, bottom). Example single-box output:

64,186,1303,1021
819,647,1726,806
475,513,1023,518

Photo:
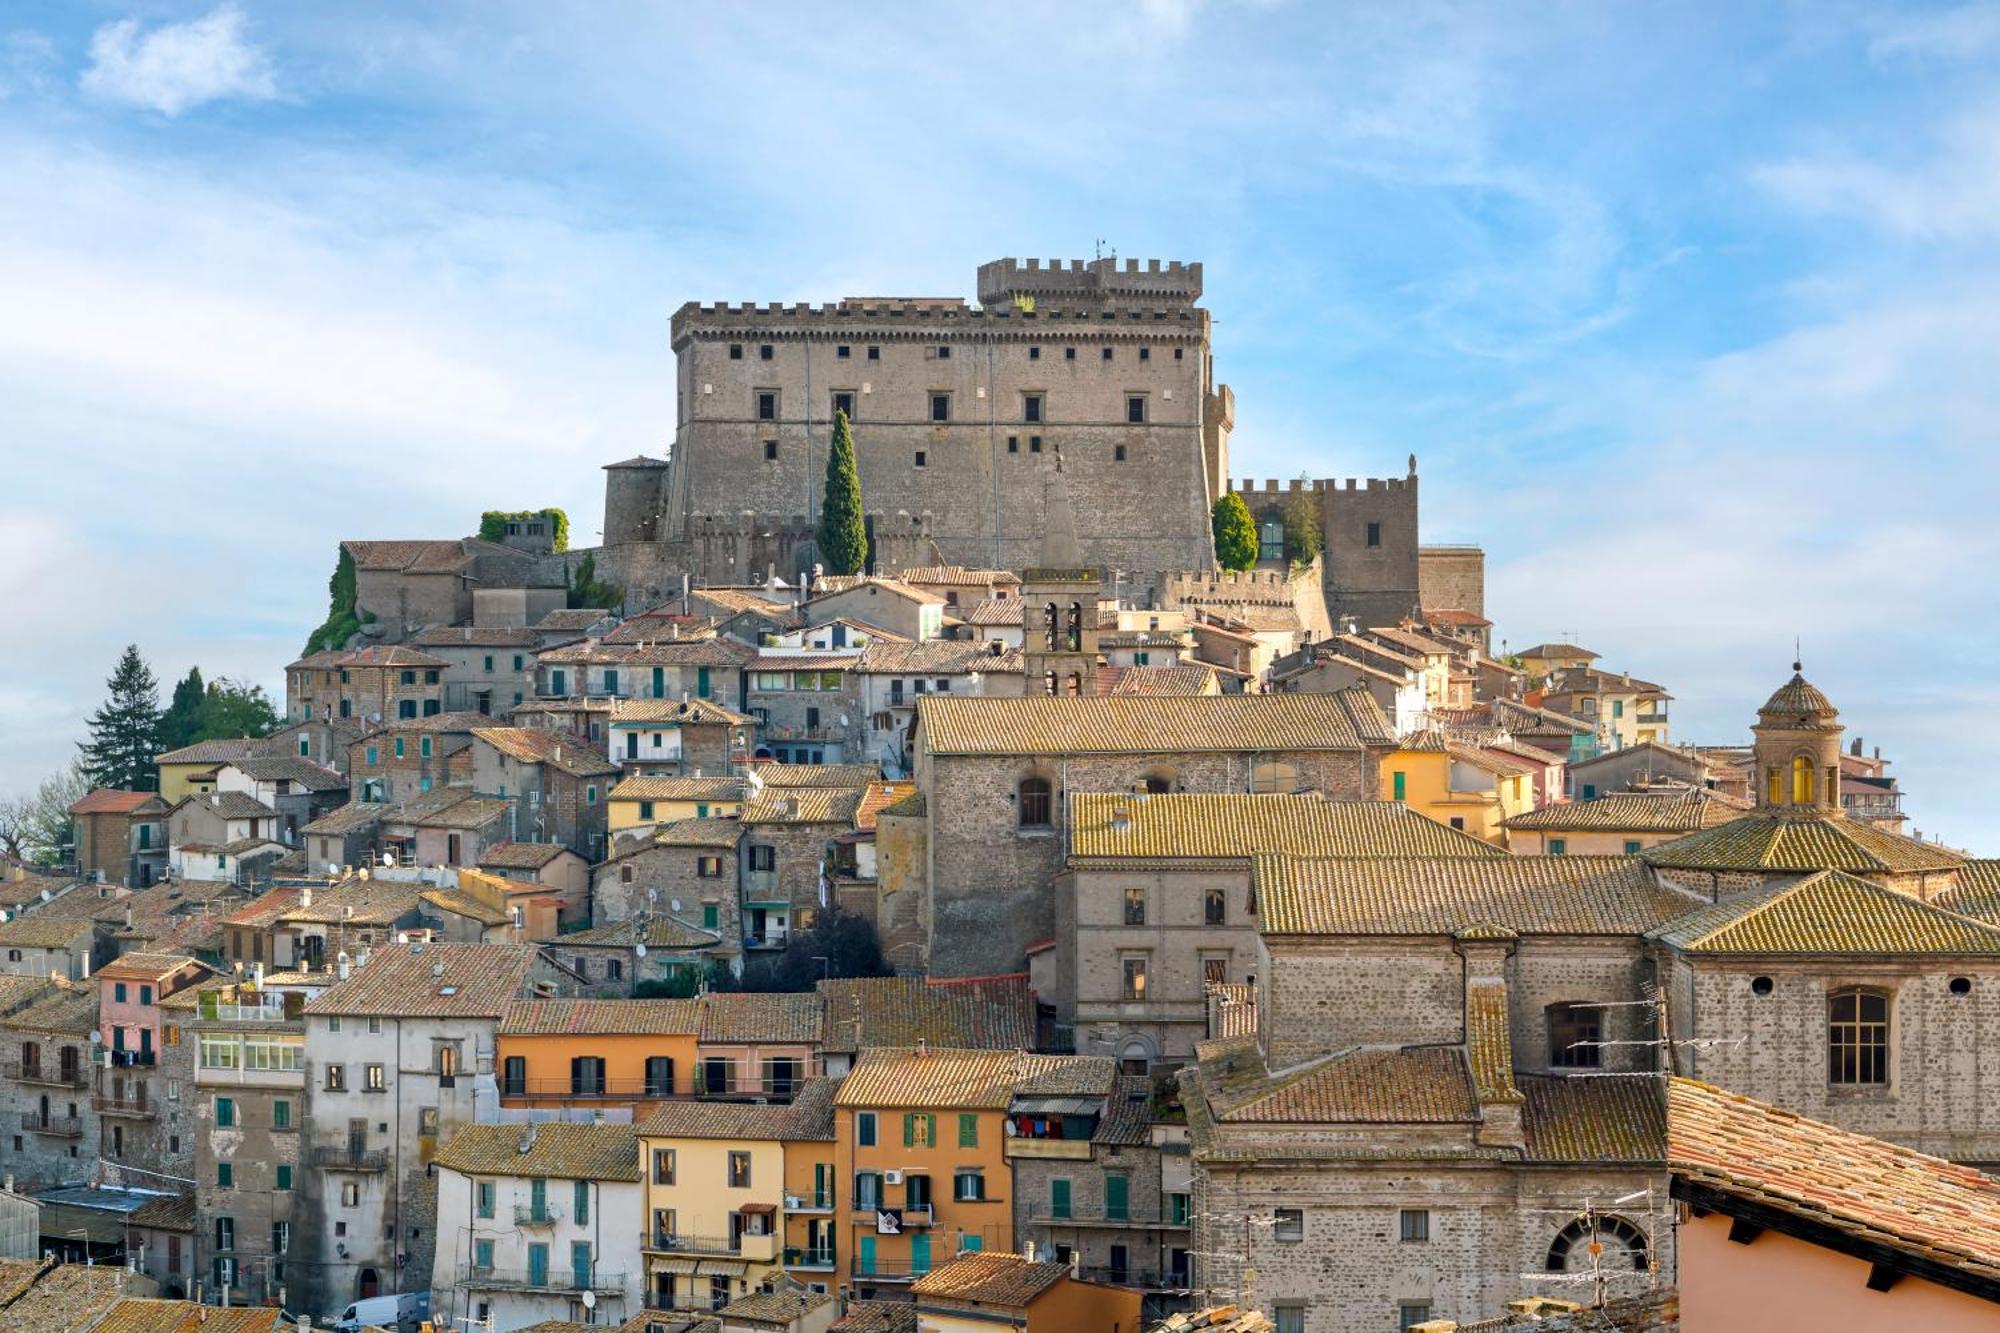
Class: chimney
519,1122,538,1154
785,797,799,818
300,886,312,909
916,1039,928,1058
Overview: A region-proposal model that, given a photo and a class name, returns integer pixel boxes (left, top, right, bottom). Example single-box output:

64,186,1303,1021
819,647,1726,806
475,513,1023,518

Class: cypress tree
79,645,162,792
817,410,868,576
1282,485,1324,567
160,666,206,751
1211,493,1258,571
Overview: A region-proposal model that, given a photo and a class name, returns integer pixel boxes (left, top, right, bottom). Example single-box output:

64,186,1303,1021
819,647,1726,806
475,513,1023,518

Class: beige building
1504,789,1744,856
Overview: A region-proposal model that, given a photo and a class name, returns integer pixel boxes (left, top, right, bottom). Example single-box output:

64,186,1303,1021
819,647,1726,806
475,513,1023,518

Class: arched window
1018,777,1053,828
1765,766,1781,805
1065,672,1082,696
1250,758,1299,794
1066,602,1084,651
1043,603,1060,651
1043,671,1058,696
1829,988,1889,1085
1791,755,1815,805
1547,1215,1648,1274
1137,773,1173,795
1546,1002,1603,1069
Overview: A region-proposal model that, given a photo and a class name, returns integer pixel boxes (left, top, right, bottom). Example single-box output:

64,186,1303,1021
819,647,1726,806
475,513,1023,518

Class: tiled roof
1069,794,1504,863
852,782,914,832
1668,1076,2000,1282
1466,982,1522,1106
477,841,575,870
742,788,865,825
96,951,202,982
0,981,93,1036
419,888,508,926
0,1263,41,1314
302,802,392,836
641,818,745,850
0,916,94,949
537,638,752,667
1149,1309,1275,1333
1256,854,1700,937
69,789,159,816
334,643,453,669
810,575,946,605
609,776,745,803
1640,812,1964,873
127,1191,198,1231
0,1268,150,1332
0,874,82,908
434,1123,640,1182
857,640,1024,674
554,917,722,951
178,790,276,820
698,991,823,1044
1198,1040,1478,1124
534,607,616,630
500,997,701,1036
401,791,513,830
1519,1075,1666,1163
1759,669,1837,720
89,1299,281,1332
1456,1292,1678,1333
1094,1077,1156,1146
962,598,1025,628
638,1078,837,1143
831,1301,920,1333
917,688,1393,756
910,1252,1071,1308
304,942,536,1017
1494,698,1596,736
835,1048,1114,1110
746,762,881,788
1420,607,1492,627
718,1290,835,1326
1096,664,1222,695
220,755,349,791
472,728,621,777
1939,860,2000,924
409,624,542,648
1649,870,2000,955
747,652,861,672
277,877,422,927
221,884,306,929
817,975,1035,1054
897,566,1021,588
879,791,925,818
155,738,263,765
344,539,469,573
1364,625,1459,657
1505,791,1741,833
609,697,755,727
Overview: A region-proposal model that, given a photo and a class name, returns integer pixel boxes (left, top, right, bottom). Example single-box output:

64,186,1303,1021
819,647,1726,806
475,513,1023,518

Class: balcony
3,1061,89,1089
784,1246,836,1272
308,1146,390,1172
900,1205,936,1228
92,1094,157,1120
501,1078,684,1102
1027,1206,1190,1231
744,931,791,951
514,1204,562,1227
782,1192,834,1215
460,1265,627,1295
1076,1264,1184,1290
22,1113,82,1138
642,1231,777,1263
1006,1137,1094,1161
851,1266,919,1285
107,1050,157,1069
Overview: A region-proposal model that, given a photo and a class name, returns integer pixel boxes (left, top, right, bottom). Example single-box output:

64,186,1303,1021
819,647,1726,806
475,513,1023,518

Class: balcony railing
107,1050,157,1069
22,1113,82,1137
783,1246,836,1271
499,1077,802,1103
2,1061,89,1089
642,1231,777,1262
851,1265,920,1284
744,931,791,951
1027,1206,1189,1229
460,1265,626,1294
514,1204,562,1227
308,1146,390,1171
782,1192,834,1214
1076,1264,1184,1289
92,1094,157,1119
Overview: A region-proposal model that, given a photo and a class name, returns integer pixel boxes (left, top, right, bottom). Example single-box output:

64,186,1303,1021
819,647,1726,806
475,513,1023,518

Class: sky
1,1,1997,847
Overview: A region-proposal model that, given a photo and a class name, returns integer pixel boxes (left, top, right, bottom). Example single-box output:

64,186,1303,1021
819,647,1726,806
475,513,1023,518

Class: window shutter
958,1113,977,1147
903,1113,914,1147
924,1113,936,1146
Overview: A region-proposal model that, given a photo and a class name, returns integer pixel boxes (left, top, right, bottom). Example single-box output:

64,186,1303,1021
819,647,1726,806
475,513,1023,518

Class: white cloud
81,5,277,116
1868,3,2000,62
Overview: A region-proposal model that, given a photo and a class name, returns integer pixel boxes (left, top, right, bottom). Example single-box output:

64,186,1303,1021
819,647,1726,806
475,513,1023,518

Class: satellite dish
581,1291,596,1311
89,1029,103,1045
634,944,647,958
670,899,683,912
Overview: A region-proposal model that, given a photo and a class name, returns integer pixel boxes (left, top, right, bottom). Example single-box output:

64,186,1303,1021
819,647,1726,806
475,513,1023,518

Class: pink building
97,952,211,1066
694,991,823,1099
1670,1078,2000,1331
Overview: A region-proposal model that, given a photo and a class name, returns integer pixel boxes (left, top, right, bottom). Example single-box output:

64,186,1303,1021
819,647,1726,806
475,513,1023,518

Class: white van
332,1290,430,1332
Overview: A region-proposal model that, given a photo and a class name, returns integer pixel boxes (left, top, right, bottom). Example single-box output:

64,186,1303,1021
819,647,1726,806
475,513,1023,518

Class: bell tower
1751,661,1844,815
1021,450,1101,696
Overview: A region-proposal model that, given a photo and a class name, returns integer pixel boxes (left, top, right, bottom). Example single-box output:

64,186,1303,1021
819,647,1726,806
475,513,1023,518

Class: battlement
1229,474,1414,498
690,510,933,533
977,256,1202,307
669,297,1204,344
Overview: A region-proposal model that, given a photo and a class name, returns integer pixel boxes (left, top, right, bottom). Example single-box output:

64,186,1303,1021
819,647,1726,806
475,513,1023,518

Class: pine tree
79,645,162,792
1211,493,1258,571
817,410,868,576
160,666,206,751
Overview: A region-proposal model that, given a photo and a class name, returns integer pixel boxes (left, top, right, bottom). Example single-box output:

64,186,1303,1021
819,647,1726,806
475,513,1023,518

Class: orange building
910,1251,1142,1333
496,997,700,1109
831,1046,1114,1300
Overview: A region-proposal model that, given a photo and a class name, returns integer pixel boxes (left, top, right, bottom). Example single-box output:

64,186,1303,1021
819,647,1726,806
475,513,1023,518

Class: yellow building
607,776,744,838
155,739,263,802
1382,731,1537,847
637,1078,837,1312
832,1047,1113,1300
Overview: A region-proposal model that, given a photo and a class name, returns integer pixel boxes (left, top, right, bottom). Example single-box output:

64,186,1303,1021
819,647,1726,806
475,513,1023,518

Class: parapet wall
977,256,1202,306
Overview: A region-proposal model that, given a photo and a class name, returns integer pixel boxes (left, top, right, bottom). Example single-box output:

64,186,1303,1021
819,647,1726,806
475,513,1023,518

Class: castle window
914,451,927,468
1547,1216,1647,1274
1066,672,1082,695
759,344,774,360
729,343,742,360
764,440,778,461
1024,394,1043,423
1791,755,1815,805
1065,346,1077,361
1259,517,1284,562
1123,885,1146,926
1139,346,1151,361
1029,345,1041,360
930,394,950,422
936,345,951,359
1102,346,1114,361
1030,435,1043,453
1366,521,1382,547
833,391,855,419
1017,777,1052,828
868,345,880,360
1547,1002,1602,1068
837,344,850,359
1115,445,1127,462
757,391,777,421
1829,988,1889,1085
1174,347,1184,359
1122,955,1148,1000
1008,437,1019,454
1204,889,1226,926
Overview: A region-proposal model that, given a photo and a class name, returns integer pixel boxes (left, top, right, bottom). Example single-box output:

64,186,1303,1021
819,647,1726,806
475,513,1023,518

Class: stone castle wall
1419,545,1486,617
1230,469,1422,632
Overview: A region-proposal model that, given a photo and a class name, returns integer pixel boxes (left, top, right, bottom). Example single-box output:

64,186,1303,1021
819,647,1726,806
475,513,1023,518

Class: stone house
299,802,389,873
592,818,745,959
476,842,592,926
606,697,757,776
0,916,95,981
68,790,171,888
0,980,101,1187
167,791,279,870
408,624,542,717
1055,793,1504,1069
814,975,1037,1080
211,756,350,847
904,689,1396,977
853,640,1024,778
381,789,515,868
429,1123,643,1332
469,728,621,861
803,579,947,643
292,942,566,1317
739,787,875,950
534,635,754,712
287,645,450,726
541,916,727,995
261,716,366,773
344,713,484,804
607,775,746,845
1537,667,1671,752
898,566,1021,613
745,649,866,766
271,878,426,972
510,695,617,747
1562,741,1716,803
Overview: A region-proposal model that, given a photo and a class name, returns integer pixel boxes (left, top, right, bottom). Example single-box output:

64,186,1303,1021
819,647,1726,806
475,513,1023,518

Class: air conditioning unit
884,1169,903,1186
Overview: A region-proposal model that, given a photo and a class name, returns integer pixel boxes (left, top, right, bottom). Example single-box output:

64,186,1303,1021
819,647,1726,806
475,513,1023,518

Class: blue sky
2,2,1996,847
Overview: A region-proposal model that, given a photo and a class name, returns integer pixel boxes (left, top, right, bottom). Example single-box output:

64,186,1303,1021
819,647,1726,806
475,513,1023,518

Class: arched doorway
358,1268,381,1299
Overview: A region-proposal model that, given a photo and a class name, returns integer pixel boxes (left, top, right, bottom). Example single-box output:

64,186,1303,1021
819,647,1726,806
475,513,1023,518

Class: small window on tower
1127,395,1147,424
931,393,950,422
836,344,851,359
1102,346,1114,361
1029,436,1043,453
759,344,774,360
914,451,927,468
833,391,855,419
1007,436,1019,454
764,441,778,461
1139,346,1151,361
757,391,777,421
867,345,880,360
1065,346,1077,361
1115,445,1127,462
1367,521,1382,547
728,343,743,360
1029,345,1041,360
937,345,952,359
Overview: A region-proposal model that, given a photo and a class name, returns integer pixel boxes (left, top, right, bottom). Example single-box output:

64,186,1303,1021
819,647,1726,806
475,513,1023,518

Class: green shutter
276,1165,292,1191
703,902,719,930
697,666,711,699
1106,1174,1129,1221
903,1113,915,1147
1392,771,1406,801
958,1113,978,1147
653,667,665,697
911,1232,931,1274
962,1234,983,1252
574,1180,589,1225
1051,1179,1071,1219
924,1113,936,1146
859,1236,876,1276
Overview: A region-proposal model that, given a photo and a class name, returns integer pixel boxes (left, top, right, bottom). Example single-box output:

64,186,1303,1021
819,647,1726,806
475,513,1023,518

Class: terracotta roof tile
1094,664,1221,696
1641,812,1964,874
857,640,1024,674
477,841,575,870
220,755,349,791
638,1078,837,1143
0,916,94,949
1467,982,1523,1106
304,942,536,1018
962,598,1024,627
910,1252,1071,1307
1506,791,1742,834
609,777,745,803
1519,1075,1665,1163
500,998,701,1036
536,638,751,667
834,1048,1114,1111
69,789,160,816
1256,854,1700,937
1649,869,2000,955
831,1301,920,1332
91,1300,281,1332
698,991,823,1045
1070,794,1504,863
472,728,621,777
742,789,864,825
917,688,1393,755
897,566,1021,588
718,1290,835,1326
154,738,264,765
817,975,1035,1055
1668,1076,2000,1281
1940,860,2000,923
434,1122,640,1181
0,1263,145,1331
301,802,390,836
746,763,881,788
608,697,756,726
409,625,542,648
1198,1042,1478,1124
555,917,722,951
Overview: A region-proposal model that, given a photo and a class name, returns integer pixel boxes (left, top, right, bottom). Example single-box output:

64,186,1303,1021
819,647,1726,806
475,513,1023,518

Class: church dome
1758,664,1837,725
